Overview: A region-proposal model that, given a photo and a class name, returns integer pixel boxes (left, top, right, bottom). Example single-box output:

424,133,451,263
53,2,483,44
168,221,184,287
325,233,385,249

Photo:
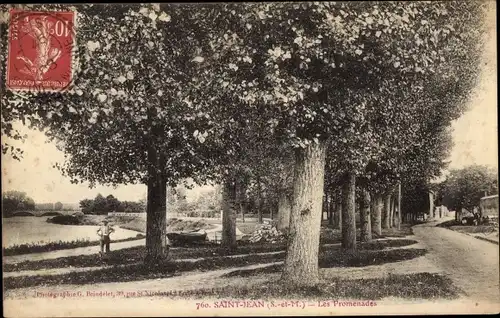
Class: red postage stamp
6,9,76,93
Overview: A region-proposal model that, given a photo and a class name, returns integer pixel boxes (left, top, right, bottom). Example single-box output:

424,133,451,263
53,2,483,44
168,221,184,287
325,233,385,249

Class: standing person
97,219,115,254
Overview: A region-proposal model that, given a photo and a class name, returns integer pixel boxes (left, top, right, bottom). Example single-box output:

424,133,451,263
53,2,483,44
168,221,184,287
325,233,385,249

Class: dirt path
412,221,500,304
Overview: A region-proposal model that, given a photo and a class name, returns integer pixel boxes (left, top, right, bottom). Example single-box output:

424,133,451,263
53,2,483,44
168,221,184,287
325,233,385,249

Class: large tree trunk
281,142,326,287
222,178,237,249
382,193,392,229
145,151,168,264
371,193,382,236
360,188,372,242
341,173,356,250
277,189,291,231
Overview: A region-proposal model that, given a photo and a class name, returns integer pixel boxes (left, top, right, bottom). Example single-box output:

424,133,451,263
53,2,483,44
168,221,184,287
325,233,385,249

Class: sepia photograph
1,2,498,317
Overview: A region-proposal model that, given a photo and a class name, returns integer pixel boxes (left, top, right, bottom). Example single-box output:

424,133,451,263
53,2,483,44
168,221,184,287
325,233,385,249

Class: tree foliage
439,165,498,212
0,2,489,281
2,190,36,216
54,202,63,210
79,193,145,214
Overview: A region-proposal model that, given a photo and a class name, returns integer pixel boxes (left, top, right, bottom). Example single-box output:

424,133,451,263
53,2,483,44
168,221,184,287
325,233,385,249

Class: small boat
166,230,208,246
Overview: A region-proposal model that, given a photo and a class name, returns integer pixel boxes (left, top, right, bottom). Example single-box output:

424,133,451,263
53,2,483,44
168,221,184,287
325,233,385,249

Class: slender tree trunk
257,179,263,224
238,182,247,223
388,196,392,229
429,192,434,219
270,198,275,220
281,142,326,287
390,194,395,228
277,189,291,231
371,193,382,236
382,193,392,229
145,151,168,264
397,182,401,230
334,190,342,231
360,188,372,242
328,194,334,226
456,208,462,222
391,195,396,226
222,178,237,249
342,173,356,250
322,195,327,222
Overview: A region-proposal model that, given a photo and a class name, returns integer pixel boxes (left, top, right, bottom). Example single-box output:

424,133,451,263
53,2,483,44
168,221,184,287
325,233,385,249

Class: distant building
479,194,499,218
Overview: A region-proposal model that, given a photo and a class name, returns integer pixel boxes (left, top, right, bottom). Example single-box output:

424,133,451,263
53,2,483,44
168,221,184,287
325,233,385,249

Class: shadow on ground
222,246,426,278
436,220,459,227
179,272,463,300
4,239,418,272
4,239,424,290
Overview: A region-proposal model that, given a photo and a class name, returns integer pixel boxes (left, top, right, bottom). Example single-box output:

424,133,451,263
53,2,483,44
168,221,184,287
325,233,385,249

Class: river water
2,216,140,248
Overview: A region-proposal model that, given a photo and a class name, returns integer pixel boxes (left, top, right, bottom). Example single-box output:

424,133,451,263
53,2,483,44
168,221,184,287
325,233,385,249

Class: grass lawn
3,234,145,256
437,219,498,235
449,225,498,235
320,224,414,244
167,272,462,300
221,245,426,278
4,240,424,290
3,243,286,272
4,238,418,272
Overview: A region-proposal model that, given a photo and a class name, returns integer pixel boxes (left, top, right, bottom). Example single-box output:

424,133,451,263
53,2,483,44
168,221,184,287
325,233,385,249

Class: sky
1,5,497,204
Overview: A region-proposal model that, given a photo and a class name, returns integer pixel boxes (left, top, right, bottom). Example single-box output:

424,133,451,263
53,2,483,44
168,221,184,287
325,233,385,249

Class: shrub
11,211,36,216
47,215,81,225
40,211,63,217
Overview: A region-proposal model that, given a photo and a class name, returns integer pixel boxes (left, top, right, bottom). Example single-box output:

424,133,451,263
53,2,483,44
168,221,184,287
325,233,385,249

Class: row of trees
79,193,145,214
2,190,36,216
1,2,487,286
35,202,65,211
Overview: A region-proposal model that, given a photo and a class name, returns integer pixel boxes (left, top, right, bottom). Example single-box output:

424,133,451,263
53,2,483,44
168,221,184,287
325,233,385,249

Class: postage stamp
6,9,76,93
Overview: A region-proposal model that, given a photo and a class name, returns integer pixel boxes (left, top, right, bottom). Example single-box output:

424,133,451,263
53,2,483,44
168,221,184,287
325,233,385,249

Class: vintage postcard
1,2,498,317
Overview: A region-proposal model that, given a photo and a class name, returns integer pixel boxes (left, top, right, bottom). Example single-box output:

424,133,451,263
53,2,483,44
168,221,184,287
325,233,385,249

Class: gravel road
412,221,499,304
